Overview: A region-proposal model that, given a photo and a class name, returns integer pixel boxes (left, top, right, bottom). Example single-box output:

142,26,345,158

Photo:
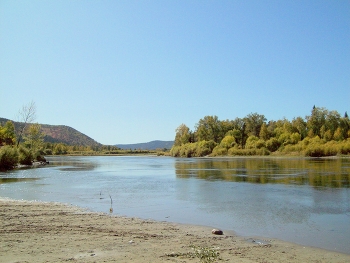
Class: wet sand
1,198,349,262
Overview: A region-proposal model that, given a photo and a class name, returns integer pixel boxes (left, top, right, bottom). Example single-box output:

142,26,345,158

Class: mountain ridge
0,117,100,147
1,117,174,149
116,140,174,150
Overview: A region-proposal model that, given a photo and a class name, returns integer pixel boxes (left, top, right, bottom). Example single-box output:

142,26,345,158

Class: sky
1,0,349,145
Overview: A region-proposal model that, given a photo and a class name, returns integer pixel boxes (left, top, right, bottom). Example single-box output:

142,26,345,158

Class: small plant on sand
190,245,220,263
109,194,113,213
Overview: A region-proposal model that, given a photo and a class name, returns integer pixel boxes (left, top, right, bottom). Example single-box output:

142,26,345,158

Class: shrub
18,146,33,165
0,146,18,170
195,140,217,157
304,145,325,157
245,136,259,149
227,147,270,156
290,132,301,144
211,146,227,156
266,137,280,152
256,139,266,149
219,135,236,149
170,146,180,157
339,140,350,155
190,245,219,263
281,143,303,155
184,143,197,157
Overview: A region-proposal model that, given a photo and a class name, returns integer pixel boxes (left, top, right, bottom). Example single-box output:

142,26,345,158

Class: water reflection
0,178,39,184
175,157,350,188
49,156,99,171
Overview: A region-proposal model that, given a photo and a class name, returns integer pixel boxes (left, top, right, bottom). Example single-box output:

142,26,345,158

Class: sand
0,198,349,263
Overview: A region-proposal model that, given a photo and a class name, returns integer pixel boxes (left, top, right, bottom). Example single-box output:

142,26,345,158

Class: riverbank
1,199,349,262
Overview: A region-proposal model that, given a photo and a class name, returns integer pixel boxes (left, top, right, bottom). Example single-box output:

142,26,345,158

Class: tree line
170,106,350,157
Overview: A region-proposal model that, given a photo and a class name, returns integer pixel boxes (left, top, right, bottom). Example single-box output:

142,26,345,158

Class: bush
18,146,33,165
280,142,303,155
266,138,280,152
211,146,228,156
304,139,340,157
227,147,270,156
195,140,217,157
245,136,259,149
170,146,181,157
0,146,19,170
339,140,350,155
170,141,217,157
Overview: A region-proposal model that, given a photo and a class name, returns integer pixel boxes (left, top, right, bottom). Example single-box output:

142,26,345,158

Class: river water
1,156,349,254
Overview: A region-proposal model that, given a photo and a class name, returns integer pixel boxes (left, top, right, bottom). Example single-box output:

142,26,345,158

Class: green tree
174,124,192,146
53,143,68,155
333,127,344,141
23,123,44,158
259,123,269,140
219,120,236,141
0,146,19,170
306,106,327,137
326,111,341,131
244,113,266,137
219,135,236,149
292,117,307,139
195,116,221,143
339,113,350,139
245,135,259,149
0,121,16,146
231,118,247,148
266,137,280,152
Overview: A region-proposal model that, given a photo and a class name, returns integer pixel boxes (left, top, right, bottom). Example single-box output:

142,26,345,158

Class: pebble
212,229,224,235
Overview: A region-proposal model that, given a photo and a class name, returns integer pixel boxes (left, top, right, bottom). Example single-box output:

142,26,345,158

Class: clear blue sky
1,0,349,145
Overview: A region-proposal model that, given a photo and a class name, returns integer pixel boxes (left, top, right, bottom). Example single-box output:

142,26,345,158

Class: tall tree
232,117,247,148
325,110,341,134
339,113,350,139
174,124,192,146
16,101,36,146
291,117,307,139
195,115,221,143
306,106,327,137
244,113,266,137
23,123,44,156
259,123,269,140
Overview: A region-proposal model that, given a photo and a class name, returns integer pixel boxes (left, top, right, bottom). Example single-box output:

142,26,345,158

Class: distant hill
0,117,101,146
116,140,174,150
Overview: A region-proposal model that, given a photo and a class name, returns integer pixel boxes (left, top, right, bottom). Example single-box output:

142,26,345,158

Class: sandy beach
1,198,349,263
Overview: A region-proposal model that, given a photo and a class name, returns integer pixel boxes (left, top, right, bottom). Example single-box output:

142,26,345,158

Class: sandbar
1,198,349,262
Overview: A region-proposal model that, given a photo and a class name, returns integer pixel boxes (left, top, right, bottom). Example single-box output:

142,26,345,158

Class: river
1,156,349,254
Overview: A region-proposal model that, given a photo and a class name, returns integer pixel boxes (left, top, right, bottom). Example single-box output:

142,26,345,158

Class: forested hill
0,118,101,147
116,140,174,150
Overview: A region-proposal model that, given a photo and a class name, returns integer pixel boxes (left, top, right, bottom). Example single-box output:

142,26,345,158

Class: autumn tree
174,124,192,146
16,101,36,146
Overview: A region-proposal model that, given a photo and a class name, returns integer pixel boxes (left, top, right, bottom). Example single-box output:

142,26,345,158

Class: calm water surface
1,156,349,254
